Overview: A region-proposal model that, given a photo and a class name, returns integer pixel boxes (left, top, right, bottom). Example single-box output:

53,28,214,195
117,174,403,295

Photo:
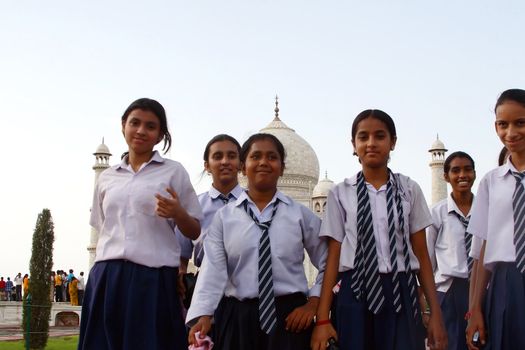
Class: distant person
5,277,13,301
0,277,5,301
69,276,79,306
77,272,85,306
54,270,63,302
14,273,22,301
22,274,29,298
78,98,202,350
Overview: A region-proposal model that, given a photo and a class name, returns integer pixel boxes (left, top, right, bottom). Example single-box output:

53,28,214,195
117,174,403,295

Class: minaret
429,135,448,205
88,139,112,270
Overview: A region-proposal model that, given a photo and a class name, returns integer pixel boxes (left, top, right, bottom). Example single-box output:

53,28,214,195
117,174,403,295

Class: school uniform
186,190,328,350
427,195,473,350
177,184,244,267
468,160,525,350
78,151,203,350
321,172,431,350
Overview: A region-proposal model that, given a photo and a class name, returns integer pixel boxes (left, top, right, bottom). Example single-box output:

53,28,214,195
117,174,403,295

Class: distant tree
22,209,55,350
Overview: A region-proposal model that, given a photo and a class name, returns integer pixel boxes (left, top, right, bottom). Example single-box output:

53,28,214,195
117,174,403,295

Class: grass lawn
0,336,78,350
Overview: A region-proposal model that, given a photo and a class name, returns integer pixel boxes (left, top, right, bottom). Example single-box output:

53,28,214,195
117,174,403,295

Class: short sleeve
319,187,346,242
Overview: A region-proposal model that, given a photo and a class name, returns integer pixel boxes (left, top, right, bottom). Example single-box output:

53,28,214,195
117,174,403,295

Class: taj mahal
88,98,449,283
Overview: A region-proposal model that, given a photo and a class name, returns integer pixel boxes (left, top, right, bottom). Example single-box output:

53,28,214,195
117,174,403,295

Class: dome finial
274,94,280,121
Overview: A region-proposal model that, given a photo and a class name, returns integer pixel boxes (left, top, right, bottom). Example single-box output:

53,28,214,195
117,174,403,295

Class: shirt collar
235,189,291,207
209,183,244,200
447,193,473,218
116,150,164,170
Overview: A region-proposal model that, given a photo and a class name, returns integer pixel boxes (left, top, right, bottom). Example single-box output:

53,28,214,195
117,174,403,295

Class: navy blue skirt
213,292,311,350
436,277,468,350
335,270,425,350
77,260,187,350
484,262,525,350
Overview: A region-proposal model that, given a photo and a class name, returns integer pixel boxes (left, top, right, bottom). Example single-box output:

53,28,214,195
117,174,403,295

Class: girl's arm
310,238,341,350
411,230,448,350
466,240,490,350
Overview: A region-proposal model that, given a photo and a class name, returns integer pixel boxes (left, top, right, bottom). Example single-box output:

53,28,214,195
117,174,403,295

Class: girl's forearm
316,238,341,321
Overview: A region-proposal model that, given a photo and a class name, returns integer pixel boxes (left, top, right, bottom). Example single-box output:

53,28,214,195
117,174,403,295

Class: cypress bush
22,209,55,350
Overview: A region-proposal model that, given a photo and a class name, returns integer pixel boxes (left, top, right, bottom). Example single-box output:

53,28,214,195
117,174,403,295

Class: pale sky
1,1,523,279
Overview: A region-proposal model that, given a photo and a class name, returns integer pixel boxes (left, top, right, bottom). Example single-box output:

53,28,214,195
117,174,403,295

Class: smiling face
242,138,284,193
205,140,240,188
445,157,475,194
122,109,162,156
495,100,525,157
352,116,396,169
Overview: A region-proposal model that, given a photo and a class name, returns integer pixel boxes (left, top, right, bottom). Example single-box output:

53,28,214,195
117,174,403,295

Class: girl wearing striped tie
426,151,476,350
176,134,244,310
186,133,328,350
466,89,525,350
311,109,447,350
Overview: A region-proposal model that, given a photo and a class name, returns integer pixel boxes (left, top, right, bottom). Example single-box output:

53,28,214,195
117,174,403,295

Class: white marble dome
94,141,111,155
312,172,335,198
240,100,320,207
430,137,446,151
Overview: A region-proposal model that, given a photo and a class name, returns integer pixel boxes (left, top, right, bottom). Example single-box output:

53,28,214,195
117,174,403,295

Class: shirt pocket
130,184,167,217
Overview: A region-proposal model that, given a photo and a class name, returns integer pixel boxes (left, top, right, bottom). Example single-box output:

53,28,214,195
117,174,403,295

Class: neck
451,191,473,216
511,152,525,172
362,166,389,190
247,188,277,211
128,150,154,172
213,181,239,196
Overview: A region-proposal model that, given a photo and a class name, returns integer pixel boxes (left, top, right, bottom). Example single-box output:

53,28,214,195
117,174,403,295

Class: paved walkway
0,325,79,341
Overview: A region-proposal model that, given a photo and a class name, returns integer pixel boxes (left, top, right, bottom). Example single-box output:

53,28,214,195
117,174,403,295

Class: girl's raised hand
188,315,212,345
427,313,448,350
310,323,337,350
155,187,182,219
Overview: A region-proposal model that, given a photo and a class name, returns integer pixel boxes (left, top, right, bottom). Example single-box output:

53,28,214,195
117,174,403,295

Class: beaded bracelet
315,319,331,326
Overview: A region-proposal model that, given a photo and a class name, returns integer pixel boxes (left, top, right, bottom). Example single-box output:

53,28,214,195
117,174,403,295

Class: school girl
177,134,244,273
186,133,328,350
311,109,447,350
466,89,525,350
426,151,476,350
78,98,203,350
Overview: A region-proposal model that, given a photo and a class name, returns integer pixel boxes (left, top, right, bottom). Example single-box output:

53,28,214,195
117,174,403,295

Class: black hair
443,151,475,174
240,133,286,168
121,98,172,153
495,89,525,113
498,146,509,166
203,134,241,162
351,109,397,142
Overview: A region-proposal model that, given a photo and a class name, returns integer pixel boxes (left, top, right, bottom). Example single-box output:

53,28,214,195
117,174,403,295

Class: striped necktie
243,200,280,334
386,179,402,313
217,193,233,204
350,171,385,314
512,171,525,273
455,213,473,276
392,174,418,318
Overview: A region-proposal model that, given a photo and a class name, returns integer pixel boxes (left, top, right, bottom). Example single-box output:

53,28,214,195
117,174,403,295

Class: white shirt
468,161,523,271
90,151,203,268
426,195,472,293
77,276,85,290
186,190,328,323
14,276,22,286
177,184,244,266
320,173,432,273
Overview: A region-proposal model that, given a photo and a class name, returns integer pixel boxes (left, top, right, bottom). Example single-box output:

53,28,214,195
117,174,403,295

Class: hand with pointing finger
155,187,183,219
